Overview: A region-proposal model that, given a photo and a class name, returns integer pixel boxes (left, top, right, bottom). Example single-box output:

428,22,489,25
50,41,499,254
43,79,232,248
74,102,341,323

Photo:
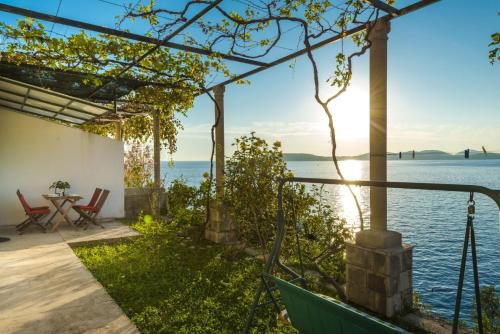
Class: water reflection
285,159,370,230
336,160,365,230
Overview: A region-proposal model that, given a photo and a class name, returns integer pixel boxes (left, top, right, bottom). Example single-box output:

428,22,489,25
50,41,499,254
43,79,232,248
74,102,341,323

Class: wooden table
43,194,82,232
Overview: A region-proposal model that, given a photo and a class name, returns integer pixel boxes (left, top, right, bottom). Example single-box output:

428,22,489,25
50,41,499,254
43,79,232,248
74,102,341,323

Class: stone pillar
205,85,237,244
114,121,122,141
152,109,161,218
214,85,225,203
346,19,413,318
369,18,389,232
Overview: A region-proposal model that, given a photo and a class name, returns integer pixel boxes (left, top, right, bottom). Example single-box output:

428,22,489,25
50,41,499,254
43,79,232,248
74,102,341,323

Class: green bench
271,275,408,334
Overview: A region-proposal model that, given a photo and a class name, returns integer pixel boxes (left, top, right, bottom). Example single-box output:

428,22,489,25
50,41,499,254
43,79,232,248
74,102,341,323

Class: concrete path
0,222,141,334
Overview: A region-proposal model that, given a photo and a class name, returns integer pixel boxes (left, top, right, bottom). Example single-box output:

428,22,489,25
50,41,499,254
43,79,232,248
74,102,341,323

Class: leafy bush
165,177,208,226
224,132,289,249
411,290,432,314
224,133,352,289
124,140,155,189
284,185,352,283
125,140,167,216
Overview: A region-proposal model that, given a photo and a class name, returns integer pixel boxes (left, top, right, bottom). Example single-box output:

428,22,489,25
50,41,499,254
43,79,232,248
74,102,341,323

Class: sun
332,86,369,139
310,85,369,140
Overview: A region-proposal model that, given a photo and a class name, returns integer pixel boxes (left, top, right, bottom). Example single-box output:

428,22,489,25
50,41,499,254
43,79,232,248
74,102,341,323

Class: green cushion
271,276,408,334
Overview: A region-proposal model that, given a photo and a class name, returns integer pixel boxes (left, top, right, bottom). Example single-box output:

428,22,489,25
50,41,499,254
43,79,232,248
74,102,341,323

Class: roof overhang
0,61,160,101
0,76,112,125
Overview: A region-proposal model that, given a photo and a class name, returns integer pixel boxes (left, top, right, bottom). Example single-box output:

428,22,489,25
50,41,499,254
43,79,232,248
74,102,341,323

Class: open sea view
163,159,500,323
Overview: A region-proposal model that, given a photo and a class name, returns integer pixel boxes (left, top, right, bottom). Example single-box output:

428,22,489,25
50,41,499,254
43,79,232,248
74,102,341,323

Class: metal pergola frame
0,0,440,101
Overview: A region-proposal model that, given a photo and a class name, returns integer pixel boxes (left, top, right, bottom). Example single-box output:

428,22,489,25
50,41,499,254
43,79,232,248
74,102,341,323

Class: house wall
0,108,124,226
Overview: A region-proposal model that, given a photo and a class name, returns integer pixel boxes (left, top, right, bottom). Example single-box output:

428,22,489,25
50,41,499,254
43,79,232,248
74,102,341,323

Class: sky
1,0,499,160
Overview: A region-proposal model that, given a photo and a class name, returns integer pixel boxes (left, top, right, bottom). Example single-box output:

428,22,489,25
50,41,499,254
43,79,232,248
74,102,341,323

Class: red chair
73,188,102,226
16,190,51,233
72,189,109,229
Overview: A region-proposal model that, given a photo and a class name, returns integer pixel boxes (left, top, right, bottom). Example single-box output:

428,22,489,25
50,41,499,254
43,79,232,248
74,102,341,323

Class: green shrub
224,132,289,249
472,285,499,333
412,290,432,314
124,140,155,189
224,133,352,289
80,133,353,333
165,178,206,226
283,185,352,283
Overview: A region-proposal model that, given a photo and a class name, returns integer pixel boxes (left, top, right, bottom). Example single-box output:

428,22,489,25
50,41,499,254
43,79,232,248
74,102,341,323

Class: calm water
162,160,500,322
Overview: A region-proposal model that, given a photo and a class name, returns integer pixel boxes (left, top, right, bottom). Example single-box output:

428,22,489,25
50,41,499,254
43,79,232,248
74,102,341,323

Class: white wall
0,108,124,226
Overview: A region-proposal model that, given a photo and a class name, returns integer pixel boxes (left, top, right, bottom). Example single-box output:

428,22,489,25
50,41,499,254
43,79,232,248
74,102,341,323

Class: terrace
0,222,140,333
0,1,498,333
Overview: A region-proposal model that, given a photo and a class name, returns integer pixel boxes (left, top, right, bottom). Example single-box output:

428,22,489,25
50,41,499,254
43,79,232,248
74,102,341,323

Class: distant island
284,150,500,161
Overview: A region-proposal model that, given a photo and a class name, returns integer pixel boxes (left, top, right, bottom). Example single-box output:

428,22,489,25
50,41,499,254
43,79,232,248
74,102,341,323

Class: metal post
369,19,390,231
453,193,483,334
452,219,470,334
470,223,484,334
244,182,287,334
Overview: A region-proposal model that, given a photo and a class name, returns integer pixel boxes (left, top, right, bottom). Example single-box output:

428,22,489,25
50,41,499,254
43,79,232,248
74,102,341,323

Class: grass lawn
74,220,296,333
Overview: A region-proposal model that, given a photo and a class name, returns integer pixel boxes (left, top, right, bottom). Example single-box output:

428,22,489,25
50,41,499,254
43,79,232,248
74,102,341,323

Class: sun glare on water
336,160,366,229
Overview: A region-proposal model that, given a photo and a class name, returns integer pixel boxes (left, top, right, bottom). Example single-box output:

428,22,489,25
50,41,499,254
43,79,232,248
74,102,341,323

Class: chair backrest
88,188,102,207
16,190,32,214
271,275,408,334
94,189,110,215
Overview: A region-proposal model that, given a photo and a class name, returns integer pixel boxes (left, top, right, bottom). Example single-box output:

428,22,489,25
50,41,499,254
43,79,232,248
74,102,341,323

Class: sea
161,159,500,323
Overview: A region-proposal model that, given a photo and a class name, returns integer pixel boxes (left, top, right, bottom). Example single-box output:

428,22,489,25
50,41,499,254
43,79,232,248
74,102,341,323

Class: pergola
0,0,441,320
0,75,111,125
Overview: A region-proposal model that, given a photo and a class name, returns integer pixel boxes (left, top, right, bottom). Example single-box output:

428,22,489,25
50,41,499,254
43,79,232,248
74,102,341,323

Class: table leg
59,200,77,227
50,199,76,232
46,199,69,225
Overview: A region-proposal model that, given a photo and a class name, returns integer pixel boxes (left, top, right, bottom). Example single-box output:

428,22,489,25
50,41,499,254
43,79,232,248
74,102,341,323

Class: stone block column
205,85,238,244
346,19,413,318
346,240,413,317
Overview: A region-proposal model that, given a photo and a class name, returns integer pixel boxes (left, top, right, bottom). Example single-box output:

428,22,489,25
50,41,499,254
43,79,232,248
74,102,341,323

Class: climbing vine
121,0,381,230
0,18,227,153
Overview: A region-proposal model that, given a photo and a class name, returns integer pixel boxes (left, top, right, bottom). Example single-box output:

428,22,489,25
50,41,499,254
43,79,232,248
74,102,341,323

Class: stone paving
0,221,141,334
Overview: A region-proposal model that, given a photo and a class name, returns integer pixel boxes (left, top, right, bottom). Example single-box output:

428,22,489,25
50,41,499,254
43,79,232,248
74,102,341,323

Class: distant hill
284,150,500,161
283,153,332,161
